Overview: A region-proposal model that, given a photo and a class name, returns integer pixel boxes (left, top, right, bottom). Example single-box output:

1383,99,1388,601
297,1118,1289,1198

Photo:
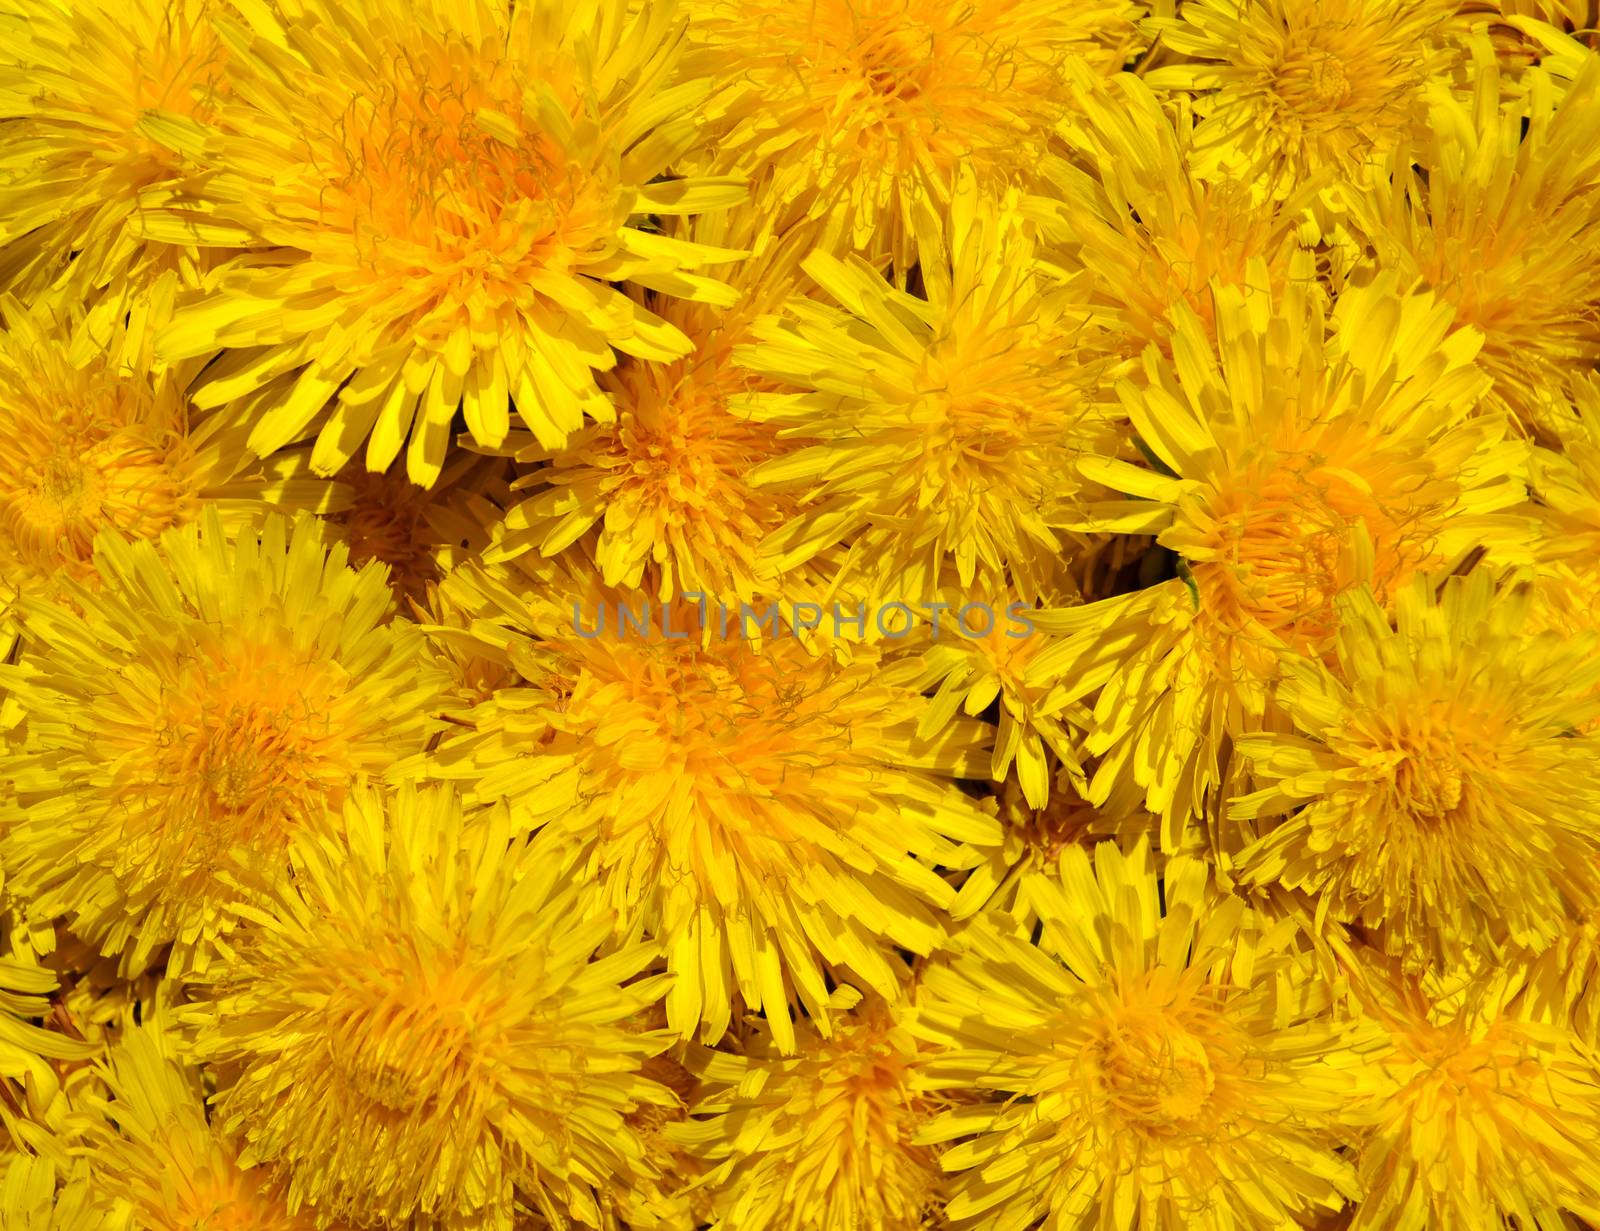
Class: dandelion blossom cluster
0,0,1596,1227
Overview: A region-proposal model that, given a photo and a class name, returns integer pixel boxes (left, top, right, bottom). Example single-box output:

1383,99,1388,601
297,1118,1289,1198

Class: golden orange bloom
1345,960,1600,1231
0,289,341,595
422,555,1000,1054
914,840,1372,1231
493,211,816,607
736,179,1117,603
150,0,746,485
1233,572,1600,973
0,512,449,976
1148,0,1465,200
1041,70,1317,364
87,1020,320,1230
675,990,944,1230
0,0,231,298
1038,274,1532,845
184,782,679,1230
1355,53,1600,437
684,0,1147,273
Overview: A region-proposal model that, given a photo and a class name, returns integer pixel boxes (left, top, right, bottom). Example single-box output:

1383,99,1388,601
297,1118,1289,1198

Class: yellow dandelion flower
184,781,677,1231
0,1156,115,1231
673,989,944,1231
736,182,1116,603
1041,70,1317,364
494,212,816,607
1352,969,1600,1231
424,557,1002,1054
0,511,450,976
1146,0,1463,200
1231,571,1600,972
86,1021,318,1231
1040,273,1531,845
683,0,1146,273
1356,52,1600,436
150,0,746,486
912,839,1370,1231
0,289,342,596
0,0,228,298
878,566,1090,808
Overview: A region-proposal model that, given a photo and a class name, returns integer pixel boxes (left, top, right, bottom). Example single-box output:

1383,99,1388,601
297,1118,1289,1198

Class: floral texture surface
1,0,1599,1228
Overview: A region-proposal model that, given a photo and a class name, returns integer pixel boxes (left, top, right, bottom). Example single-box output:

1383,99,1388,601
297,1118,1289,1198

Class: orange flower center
317,36,614,306
322,968,488,1116
1187,426,1451,678
602,352,780,523
1272,39,1355,115
1090,1010,1219,1134
0,371,196,579
113,644,351,891
1342,696,1509,825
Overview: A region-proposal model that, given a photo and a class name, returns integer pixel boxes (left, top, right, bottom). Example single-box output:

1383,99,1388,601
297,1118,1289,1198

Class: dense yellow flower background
2,0,1600,1227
